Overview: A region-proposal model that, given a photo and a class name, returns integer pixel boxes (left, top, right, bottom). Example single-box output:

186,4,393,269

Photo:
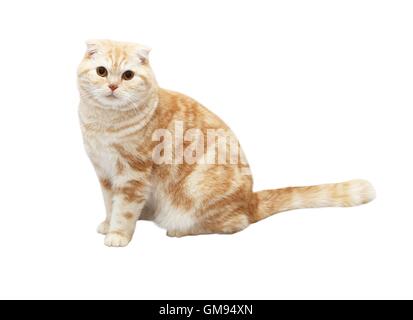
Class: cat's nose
108,84,118,91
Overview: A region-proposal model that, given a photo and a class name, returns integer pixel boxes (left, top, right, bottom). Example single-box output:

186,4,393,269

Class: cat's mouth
106,93,118,99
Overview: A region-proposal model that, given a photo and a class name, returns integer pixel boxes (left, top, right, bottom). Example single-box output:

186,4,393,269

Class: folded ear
85,39,100,57
136,44,151,64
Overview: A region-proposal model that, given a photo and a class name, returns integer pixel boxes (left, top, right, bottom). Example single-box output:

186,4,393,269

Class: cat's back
155,88,230,131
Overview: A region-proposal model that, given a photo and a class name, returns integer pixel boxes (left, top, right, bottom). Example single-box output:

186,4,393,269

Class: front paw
104,232,131,247
97,221,109,235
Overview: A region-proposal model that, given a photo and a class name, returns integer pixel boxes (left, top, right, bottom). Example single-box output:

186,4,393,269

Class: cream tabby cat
78,39,375,247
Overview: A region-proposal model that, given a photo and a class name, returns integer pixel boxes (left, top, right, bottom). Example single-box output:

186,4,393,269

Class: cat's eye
122,70,135,81
96,66,108,77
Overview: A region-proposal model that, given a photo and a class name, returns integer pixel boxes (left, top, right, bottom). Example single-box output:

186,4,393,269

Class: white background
0,0,412,299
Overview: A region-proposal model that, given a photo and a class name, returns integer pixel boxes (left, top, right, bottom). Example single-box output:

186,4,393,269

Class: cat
78,39,375,247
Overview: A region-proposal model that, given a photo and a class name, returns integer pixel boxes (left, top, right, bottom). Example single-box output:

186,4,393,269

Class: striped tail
250,179,375,223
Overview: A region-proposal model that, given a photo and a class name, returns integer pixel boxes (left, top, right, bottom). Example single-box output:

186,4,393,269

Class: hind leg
203,212,250,235
167,229,204,238
201,199,252,235
166,210,250,238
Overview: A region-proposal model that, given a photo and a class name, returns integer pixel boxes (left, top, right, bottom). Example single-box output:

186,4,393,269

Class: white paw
167,230,190,238
97,221,109,235
104,232,130,247
167,230,182,238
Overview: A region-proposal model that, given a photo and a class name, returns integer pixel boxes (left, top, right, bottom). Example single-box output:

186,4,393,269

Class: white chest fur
83,131,118,179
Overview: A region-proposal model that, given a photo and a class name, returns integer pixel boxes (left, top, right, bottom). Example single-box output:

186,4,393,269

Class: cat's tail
250,179,375,223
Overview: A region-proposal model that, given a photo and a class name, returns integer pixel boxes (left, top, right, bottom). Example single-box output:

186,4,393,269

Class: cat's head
78,39,156,110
